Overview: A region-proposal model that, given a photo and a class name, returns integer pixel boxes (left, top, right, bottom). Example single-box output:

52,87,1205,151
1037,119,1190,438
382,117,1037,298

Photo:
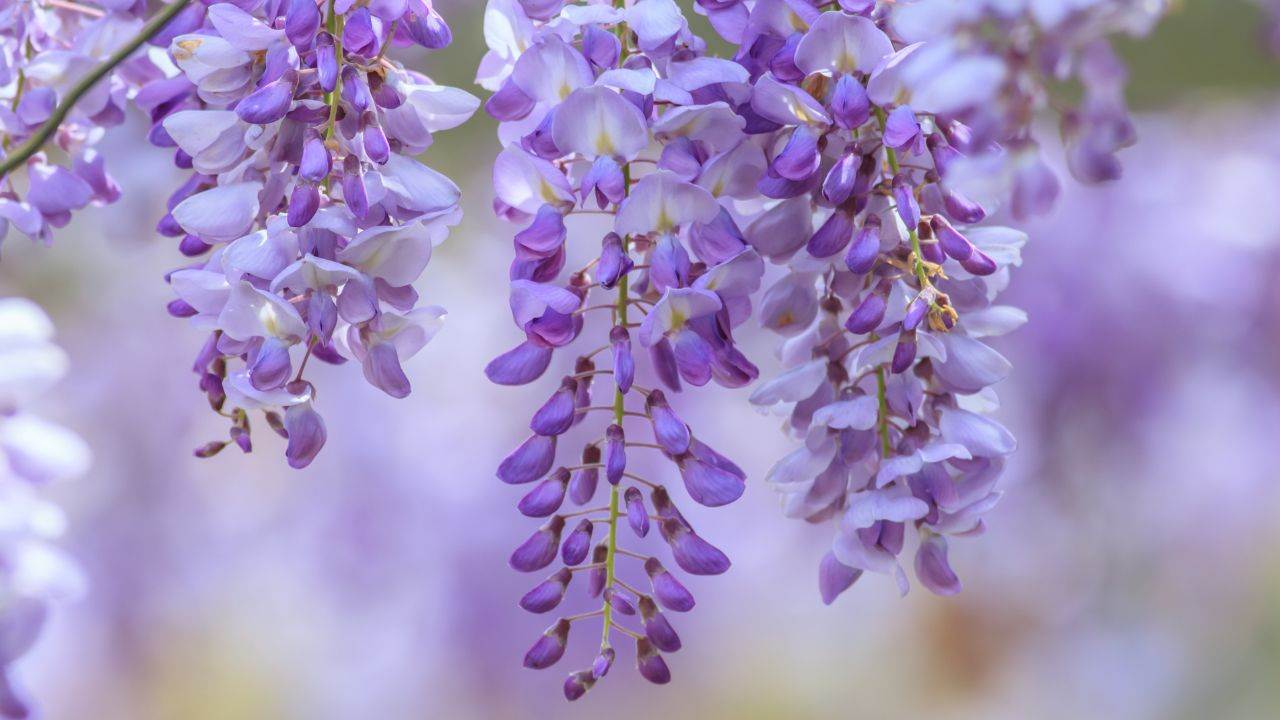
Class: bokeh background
3,1,1279,718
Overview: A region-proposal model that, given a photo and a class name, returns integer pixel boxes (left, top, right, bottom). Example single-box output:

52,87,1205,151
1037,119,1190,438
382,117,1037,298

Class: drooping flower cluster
0,298,90,718
0,0,165,247
684,1,1162,602
144,1,477,467
480,0,768,698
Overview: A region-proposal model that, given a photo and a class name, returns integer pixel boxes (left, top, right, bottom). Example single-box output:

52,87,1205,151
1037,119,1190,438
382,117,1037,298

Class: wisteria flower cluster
0,0,167,247
147,0,478,467
0,298,89,718
480,0,770,698
685,0,1160,602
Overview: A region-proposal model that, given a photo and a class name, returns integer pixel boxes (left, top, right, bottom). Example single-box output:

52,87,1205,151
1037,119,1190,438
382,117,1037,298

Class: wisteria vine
146,0,477,467
481,0,769,698
728,0,1161,601
1,0,175,246
0,0,1175,705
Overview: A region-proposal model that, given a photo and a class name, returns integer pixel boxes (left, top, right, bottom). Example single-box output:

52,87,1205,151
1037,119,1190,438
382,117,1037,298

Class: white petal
551,85,649,160
173,182,261,242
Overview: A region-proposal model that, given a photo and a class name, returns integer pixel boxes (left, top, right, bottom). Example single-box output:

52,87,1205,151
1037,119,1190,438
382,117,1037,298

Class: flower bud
644,390,689,455
509,516,566,572
604,424,626,485
530,378,577,436
845,292,886,334
635,638,671,684
586,544,608,598
624,487,649,538
284,402,326,470
523,619,570,669
498,434,557,485
638,597,682,652
604,587,637,616
519,568,573,613
610,326,634,395
517,468,570,517
644,558,695,612
592,648,615,679
659,519,730,576
561,519,594,566
569,445,601,505
563,669,595,700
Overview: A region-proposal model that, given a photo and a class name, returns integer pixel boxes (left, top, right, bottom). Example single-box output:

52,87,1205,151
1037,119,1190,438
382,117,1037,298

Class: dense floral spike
141,0,478,467
485,0,764,698
697,1,1164,601
0,298,91,717
0,0,173,247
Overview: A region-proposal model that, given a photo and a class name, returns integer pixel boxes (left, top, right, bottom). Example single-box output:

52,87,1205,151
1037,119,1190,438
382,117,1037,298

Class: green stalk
0,0,194,180
600,0,631,651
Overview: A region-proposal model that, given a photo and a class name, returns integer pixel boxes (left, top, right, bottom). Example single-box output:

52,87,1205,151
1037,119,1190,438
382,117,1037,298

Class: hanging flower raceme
0,298,91,718
481,0,766,699
142,0,477,467
687,1,1165,602
0,0,173,247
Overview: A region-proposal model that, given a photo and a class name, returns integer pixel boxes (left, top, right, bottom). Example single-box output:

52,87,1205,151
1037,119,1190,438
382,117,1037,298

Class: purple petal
645,557,695,612
831,74,870,130
635,639,671,684
625,487,649,538
845,292,886,334
523,618,570,668
638,597,682,652
915,534,962,596
883,105,922,150
497,434,557,485
519,568,572,613
597,232,635,289
772,125,821,182
569,446,600,505
844,220,881,273
561,518,594,566
604,424,626,485
644,389,689,455
592,647,615,680
679,456,745,507
485,341,554,386
564,670,595,700
807,210,854,259
515,205,567,260
610,325,635,395
819,551,862,605
509,517,565,573
248,338,293,391
362,341,411,398
660,519,730,575
518,468,569,517
530,378,577,436
236,75,295,124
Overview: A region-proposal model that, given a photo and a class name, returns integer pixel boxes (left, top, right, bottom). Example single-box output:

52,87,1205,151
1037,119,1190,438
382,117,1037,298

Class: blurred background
2,1,1279,718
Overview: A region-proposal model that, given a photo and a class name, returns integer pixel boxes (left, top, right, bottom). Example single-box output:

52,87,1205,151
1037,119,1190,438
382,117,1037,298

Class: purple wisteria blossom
0,298,90,718
687,1,1163,601
142,1,476,466
481,0,765,698
0,0,170,247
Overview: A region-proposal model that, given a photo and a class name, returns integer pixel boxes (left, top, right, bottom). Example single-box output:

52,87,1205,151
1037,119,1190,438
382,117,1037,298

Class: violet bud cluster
481,0,767,698
0,0,164,246
140,0,477,467
0,298,91,718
